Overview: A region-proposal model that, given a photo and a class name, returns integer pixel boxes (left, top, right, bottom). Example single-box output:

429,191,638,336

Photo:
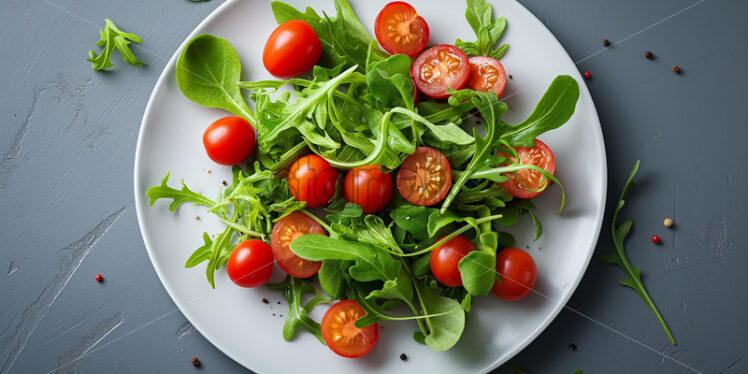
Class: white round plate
134,0,607,373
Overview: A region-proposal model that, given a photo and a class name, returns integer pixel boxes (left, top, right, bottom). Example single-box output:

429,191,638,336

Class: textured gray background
1,0,746,373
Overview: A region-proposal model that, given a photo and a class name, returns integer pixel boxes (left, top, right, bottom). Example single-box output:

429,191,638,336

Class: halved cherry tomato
321,300,379,358
491,248,537,301
288,155,339,208
467,56,507,97
396,147,452,206
344,165,393,214
498,139,556,199
202,116,256,166
374,2,429,57
263,20,322,79
226,239,274,288
411,44,470,99
430,235,476,287
270,212,325,278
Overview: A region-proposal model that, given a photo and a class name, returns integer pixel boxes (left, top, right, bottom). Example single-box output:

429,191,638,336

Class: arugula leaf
185,232,213,268
390,205,437,241
366,54,415,109
367,268,414,304
455,0,508,59
458,251,495,296
205,224,234,288
289,234,400,282
427,209,478,237
87,19,144,71
146,173,215,211
391,108,474,146
597,161,676,345
357,215,402,254
413,280,465,351
501,75,580,147
266,276,325,343
318,260,350,300
175,34,256,123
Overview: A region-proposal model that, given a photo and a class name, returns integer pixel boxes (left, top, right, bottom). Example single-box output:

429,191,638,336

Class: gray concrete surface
1,0,746,373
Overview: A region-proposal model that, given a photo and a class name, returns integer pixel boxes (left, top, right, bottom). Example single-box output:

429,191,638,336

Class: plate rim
133,0,608,372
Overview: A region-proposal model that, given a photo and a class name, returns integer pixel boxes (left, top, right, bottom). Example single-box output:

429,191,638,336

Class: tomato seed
95,274,103,282
583,72,591,80
652,235,662,244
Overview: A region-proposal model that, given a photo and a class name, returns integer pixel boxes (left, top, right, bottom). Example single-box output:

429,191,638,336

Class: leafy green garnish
87,19,144,71
413,280,465,351
598,161,676,345
455,0,508,59
145,173,215,211
266,276,326,343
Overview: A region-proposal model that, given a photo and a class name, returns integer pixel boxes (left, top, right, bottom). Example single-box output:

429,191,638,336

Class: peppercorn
262,298,268,304
644,51,654,59
583,72,591,80
652,235,662,244
602,38,610,47
191,357,201,367
672,65,681,74
569,343,577,351
400,353,408,361
664,218,673,228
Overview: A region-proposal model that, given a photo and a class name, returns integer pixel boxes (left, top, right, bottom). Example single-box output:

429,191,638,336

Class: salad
146,0,580,358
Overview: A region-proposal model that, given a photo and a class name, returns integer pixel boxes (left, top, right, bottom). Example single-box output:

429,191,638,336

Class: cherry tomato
226,239,274,288
467,56,507,97
344,165,393,214
321,300,379,358
202,116,256,166
263,20,322,79
429,235,476,287
396,147,452,206
411,76,420,104
270,212,325,278
288,155,339,208
410,44,470,99
499,139,556,199
491,248,537,301
374,2,429,57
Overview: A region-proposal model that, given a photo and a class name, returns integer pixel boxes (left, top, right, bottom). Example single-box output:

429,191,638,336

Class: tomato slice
321,300,379,358
467,56,507,97
498,139,556,199
396,147,452,206
270,212,324,278
411,44,471,99
374,2,429,57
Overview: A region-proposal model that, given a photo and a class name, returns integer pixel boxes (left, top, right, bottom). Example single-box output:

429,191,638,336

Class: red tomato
467,56,507,97
410,44,470,99
429,235,476,287
411,76,420,104
491,248,537,301
498,139,556,199
270,212,324,278
202,116,256,166
396,147,452,206
321,300,379,358
226,239,274,288
344,165,393,214
374,2,429,57
263,20,322,79
288,155,339,208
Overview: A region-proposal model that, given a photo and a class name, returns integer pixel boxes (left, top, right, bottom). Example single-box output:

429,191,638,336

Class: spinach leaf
598,161,676,344
87,19,144,71
175,34,256,123
455,0,508,59
414,280,465,351
266,276,325,343
289,234,400,282
501,75,580,147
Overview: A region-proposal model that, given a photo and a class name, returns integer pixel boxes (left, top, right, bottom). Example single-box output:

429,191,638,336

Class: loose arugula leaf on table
266,276,325,344
87,19,144,71
413,280,466,351
175,34,256,123
289,234,400,282
146,173,216,211
597,161,676,345
455,0,508,59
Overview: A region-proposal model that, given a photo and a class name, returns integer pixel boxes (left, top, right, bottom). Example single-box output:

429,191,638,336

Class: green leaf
412,254,431,277
414,280,465,351
366,54,415,109
266,276,324,343
87,19,144,71
146,173,216,211
185,232,212,268
427,210,478,238
205,225,233,288
598,160,676,345
391,108,474,146
454,0,508,59
175,34,256,123
357,215,402,253
501,75,580,147
390,205,437,241
318,260,350,300
367,267,413,304
458,251,496,296
289,234,400,282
